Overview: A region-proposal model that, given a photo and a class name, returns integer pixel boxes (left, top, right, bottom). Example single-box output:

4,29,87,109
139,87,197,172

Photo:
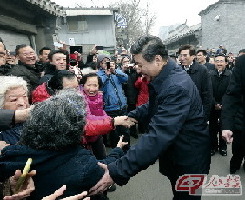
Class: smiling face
179,49,195,66
39,49,51,63
3,86,29,110
214,56,227,71
50,53,67,70
17,46,37,66
83,76,99,96
196,52,206,64
134,54,163,80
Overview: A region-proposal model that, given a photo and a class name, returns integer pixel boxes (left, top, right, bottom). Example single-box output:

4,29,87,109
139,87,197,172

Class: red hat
69,54,78,60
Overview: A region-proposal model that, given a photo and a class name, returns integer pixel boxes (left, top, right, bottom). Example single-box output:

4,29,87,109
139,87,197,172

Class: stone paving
107,136,245,200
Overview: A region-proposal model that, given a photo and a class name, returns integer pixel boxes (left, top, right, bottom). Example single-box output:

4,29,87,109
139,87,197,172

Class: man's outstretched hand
222,130,233,144
89,163,114,196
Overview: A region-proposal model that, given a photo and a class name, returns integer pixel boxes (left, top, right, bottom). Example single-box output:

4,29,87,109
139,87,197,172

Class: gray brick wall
201,1,245,55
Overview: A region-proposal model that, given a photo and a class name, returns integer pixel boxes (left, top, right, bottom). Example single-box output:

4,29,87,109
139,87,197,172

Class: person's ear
155,55,163,62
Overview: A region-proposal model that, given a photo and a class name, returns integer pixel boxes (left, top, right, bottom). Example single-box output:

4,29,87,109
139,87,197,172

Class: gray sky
52,0,218,34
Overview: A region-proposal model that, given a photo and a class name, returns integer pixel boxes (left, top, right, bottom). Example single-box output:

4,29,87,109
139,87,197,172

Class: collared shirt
182,62,193,72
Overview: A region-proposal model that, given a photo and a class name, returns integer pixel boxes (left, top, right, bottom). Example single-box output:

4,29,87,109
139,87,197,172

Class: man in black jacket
209,54,232,156
196,49,215,71
7,45,40,91
222,55,245,170
0,40,12,76
90,36,210,200
178,45,213,122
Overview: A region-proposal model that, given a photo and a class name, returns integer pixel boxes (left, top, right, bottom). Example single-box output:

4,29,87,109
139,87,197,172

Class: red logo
175,174,242,196
175,174,206,195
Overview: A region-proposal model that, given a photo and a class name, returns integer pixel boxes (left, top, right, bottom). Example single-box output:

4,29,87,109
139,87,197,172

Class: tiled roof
165,24,201,44
25,0,66,16
199,0,244,16
65,8,118,16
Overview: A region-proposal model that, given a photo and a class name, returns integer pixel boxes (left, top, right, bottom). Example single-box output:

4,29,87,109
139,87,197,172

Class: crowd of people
0,34,245,200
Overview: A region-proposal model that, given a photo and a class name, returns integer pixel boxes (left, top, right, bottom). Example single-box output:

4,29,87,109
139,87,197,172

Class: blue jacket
107,59,211,185
0,145,124,199
97,69,128,111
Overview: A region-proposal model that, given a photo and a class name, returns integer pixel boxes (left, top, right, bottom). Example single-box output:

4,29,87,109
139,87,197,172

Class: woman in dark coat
0,89,126,200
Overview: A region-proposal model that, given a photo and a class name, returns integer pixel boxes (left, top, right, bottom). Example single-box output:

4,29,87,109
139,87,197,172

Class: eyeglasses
19,52,35,57
215,60,225,63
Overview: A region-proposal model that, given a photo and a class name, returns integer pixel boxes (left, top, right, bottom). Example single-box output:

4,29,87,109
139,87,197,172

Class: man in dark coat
222,55,245,155
196,49,215,71
178,45,213,122
7,45,40,91
221,55,245,143
90,36,210,200
0,41,12,76
209,54,232,156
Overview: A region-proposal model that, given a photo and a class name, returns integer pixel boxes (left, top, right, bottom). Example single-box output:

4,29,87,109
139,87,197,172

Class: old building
199,0,245,54
164,0,245,55
0,0,65,51
57,8,118,54
164,23,201,55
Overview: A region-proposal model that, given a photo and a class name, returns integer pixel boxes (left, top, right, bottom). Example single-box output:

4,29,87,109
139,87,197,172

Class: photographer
97,56,130,151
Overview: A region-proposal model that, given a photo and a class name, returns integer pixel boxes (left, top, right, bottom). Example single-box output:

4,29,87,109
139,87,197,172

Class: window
67,16,88,32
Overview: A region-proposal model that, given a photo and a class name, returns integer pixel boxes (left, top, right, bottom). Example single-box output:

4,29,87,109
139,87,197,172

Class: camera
96,46,104,50
106,62,110,70
70,60,78,66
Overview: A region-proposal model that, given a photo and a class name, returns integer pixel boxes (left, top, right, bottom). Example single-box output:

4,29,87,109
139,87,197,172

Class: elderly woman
0,89,125,200
0,76,29,145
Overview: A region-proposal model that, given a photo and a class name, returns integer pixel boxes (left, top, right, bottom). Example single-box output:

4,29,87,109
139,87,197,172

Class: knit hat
97,54,110,63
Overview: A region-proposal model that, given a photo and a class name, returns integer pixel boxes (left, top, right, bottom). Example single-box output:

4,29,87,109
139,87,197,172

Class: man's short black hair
15,44,28,55
239,49,245,54
130,36,168,62
39,47,51,55
48,50,66,61
196,49,207,56
178,45,196,56
214,54,228,62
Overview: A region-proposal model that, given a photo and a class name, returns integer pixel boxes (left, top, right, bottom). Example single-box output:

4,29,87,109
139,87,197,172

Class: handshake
113,116,138,128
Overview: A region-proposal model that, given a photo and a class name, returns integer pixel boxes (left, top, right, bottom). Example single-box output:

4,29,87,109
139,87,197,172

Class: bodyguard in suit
196,49,215,71
178,45,213,122
90,36,210,200
209,54,232,156
222,54,245,159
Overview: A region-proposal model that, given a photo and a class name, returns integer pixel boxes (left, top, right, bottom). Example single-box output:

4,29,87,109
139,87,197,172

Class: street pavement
107,136,245,200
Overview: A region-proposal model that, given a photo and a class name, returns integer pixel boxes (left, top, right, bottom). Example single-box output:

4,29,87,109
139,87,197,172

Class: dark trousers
168,175,202,200
209,109,227,151
91,136,106,160
104,108,130,150
230,130,245,169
